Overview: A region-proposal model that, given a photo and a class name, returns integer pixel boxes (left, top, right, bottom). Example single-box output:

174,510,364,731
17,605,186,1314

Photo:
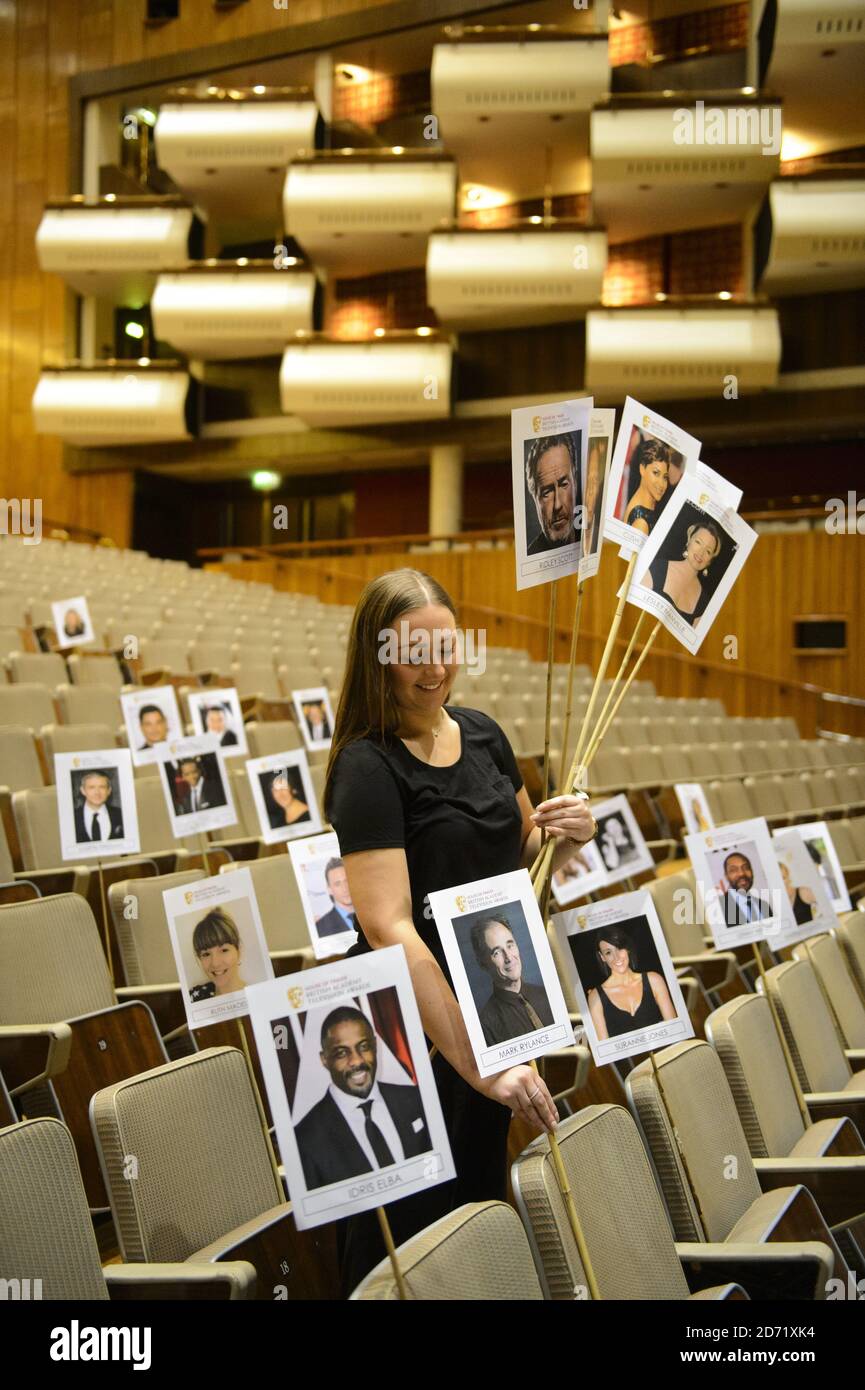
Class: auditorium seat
56,682,124,729
626,1040,850,1286
41,723,117,775
245,720,303,757
0,597,29,627
0,892,168,1207
791,934,865,1053
0,810,87,900
708,778,755,825
0,726,44,792
709,743,748,778
743,775,789,824
762,960,865,1132
7,651,68,690
0,684,56,733
106,867,205,1041
138,638,193,678
230,661,285,701
189,641,235,678
837,914,865,996
67,653,124,689
277,662,325,691
513,1104,762,1300
0,1117,255,1300
352,1200,544,1301
91,1047,340,1300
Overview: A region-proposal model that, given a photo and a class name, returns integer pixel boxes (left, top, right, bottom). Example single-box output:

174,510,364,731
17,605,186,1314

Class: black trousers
337,1050,512,1297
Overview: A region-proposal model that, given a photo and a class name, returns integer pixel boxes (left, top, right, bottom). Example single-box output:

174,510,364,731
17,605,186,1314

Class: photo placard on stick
551,838,608,907
771,828,838,948
551,890,693,1065
428,869,572,1076
55,748,140,860
603,397,701,553
121,685,183,766
156,733,237,837
511,396,592,591
591,794,654,886
685,817,787,949
578,407,615,583
674,783,715,836
624,478,758,654
246,748,322,845
291,686,335,753
288,831,358,959
51,594,95,649
163,867,274,1029
787,820,852,914
187,687,248,758
246,944,456,1229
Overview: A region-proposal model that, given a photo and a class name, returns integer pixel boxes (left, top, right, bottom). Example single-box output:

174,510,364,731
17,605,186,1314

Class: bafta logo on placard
184,891,194,906
286,986,305,1010
531,416,541,433
455,895,466,913
577,914,587,931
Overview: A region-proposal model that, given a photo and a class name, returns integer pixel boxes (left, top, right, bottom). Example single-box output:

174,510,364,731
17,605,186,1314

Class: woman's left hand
530,794,596,846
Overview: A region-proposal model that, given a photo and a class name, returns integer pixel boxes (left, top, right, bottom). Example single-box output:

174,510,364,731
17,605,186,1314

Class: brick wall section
609,2,749,67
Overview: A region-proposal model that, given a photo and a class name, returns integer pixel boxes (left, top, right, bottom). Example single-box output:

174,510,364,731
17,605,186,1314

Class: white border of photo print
156,733,237,838
511,396,592,592
186,687,249,759
603,397,701,554
771,828,838,949
51,594,95,649
246,748,322,845
624,478,757,655
578,407,615,583
122,685,183,767
55,748,140,861
246,943,456,1230
162,866,274,1030
685,817,787,949
291,686,335,754
551,889,693,1066
788,820,852,914
551,838,608,907
674,783,715,836
591,794,654,887
288,830,358,960
429,868,572,1077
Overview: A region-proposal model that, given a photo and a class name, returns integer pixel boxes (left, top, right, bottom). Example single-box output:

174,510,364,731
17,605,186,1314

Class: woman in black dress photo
623,436,673,536
323,567,598,1292
642,519,722,627
586,925,677,1041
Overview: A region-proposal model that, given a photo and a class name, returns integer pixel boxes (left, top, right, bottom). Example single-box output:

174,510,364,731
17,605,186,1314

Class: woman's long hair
323,568,457,819
594,925,638,981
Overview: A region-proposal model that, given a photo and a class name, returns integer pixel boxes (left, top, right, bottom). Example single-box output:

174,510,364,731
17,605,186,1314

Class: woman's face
197,941,241,992
640,460,669,504
598,939,631,975
387,602,458,719
685,527,719,573
271,776,294,808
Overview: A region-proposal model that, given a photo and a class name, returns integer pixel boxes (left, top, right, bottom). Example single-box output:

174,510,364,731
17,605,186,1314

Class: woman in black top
586,927,677,1041
325,567,597,1292
623,438,672,537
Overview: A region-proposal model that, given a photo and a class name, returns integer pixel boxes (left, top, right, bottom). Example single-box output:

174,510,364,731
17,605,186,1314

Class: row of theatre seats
2,537,865,1300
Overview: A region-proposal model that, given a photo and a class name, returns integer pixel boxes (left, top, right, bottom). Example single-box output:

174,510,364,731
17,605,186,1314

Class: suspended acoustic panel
591,103,781,243
151,269,318,359
154,101,320,243
431,38,607,203
756,179,865,294
426,228,606,328
762,0,865,155
280,340,452,426
585,308,781,397
35,204,197,304
283,158,457,274
32,371,193,446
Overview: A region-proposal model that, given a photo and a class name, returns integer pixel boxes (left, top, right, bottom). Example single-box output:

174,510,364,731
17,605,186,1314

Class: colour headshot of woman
270,770,310,825
63,608,85,637
586,927,677,1041
624,438,672,536
779,860,817,926
189,907,246,1001
642,519,722,627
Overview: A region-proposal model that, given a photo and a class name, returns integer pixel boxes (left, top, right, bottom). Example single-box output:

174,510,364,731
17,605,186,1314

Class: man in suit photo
174,756,226,815
294,1005,432,1190
720,851,771,926
471,915,554,1047
314,857,357,939
73,770,124,843
203,704,238,747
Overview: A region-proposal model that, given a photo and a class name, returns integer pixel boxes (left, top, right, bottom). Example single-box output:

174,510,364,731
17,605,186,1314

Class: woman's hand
480,1065,558,1134
530,794,596,846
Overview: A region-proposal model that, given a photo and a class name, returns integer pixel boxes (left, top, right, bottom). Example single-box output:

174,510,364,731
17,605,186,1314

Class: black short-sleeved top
328,706,525,969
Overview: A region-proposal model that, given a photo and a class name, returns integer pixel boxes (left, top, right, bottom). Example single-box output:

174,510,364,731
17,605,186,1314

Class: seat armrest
105,1261,256,1300
753,1156,865,1227
806,1092,865,1132
843,1049,865,1071
675,1241,834,1301
0,1021,72,1095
